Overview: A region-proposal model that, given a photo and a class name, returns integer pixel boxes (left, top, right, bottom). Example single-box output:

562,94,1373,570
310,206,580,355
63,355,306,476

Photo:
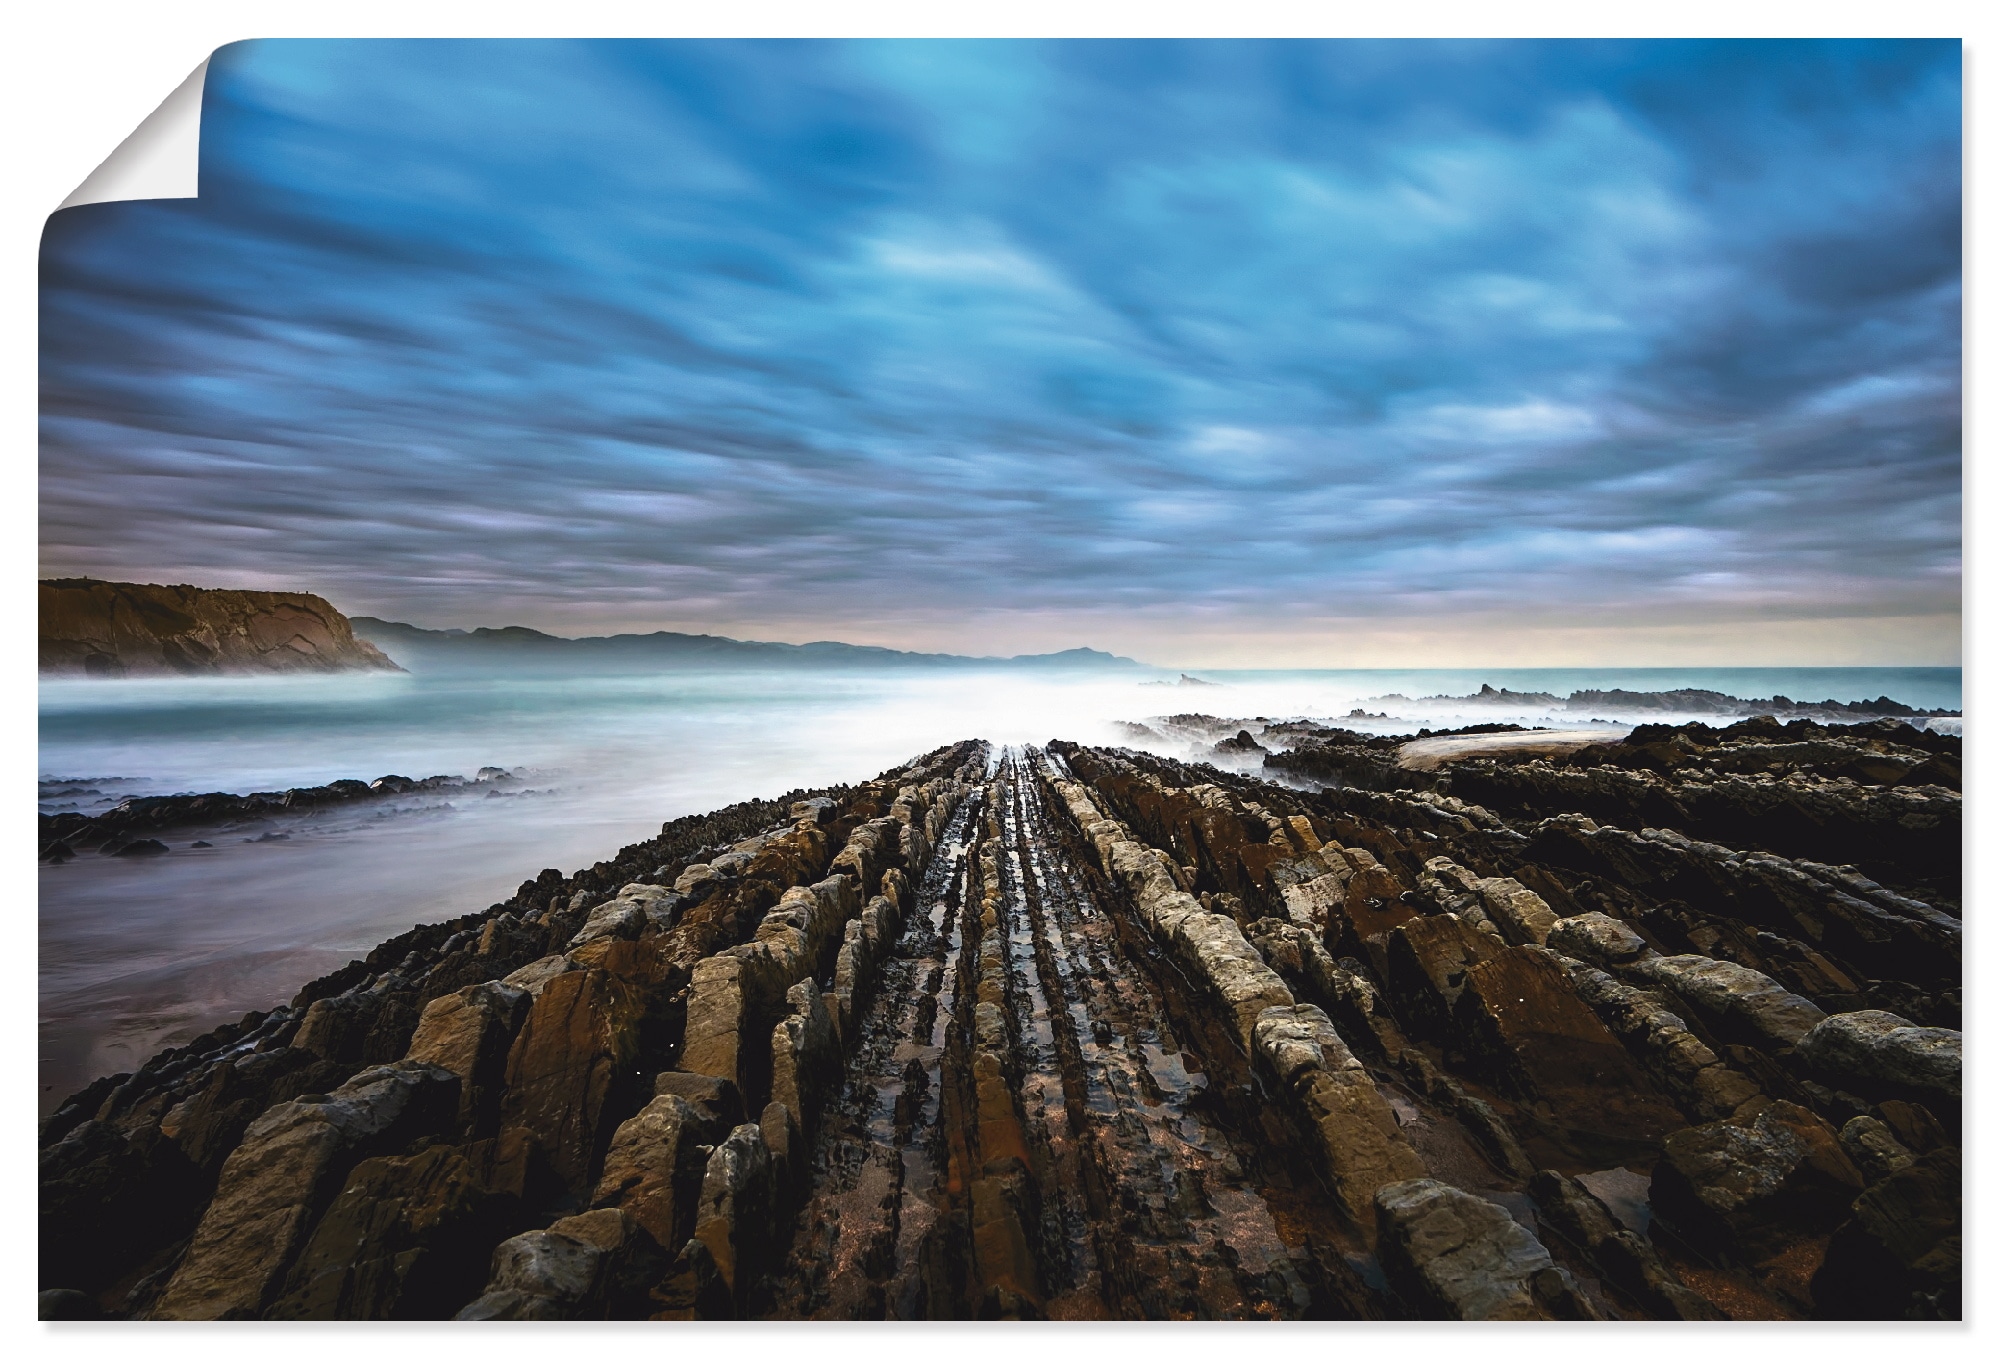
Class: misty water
38,664,1960,1109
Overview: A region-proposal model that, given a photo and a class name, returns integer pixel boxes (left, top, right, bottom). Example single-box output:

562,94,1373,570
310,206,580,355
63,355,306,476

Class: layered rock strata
40,578,402,677
40,721,1960,1321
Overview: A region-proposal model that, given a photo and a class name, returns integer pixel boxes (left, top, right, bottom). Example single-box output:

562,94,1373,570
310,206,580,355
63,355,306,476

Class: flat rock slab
1398,729,1629,772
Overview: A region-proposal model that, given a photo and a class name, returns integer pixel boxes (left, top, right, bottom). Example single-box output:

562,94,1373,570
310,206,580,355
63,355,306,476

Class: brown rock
404,981,530,1133
1456,947,1686,1156
494,968,645,1196
39,578,403,677
265,1143,518,1319
590,1094,724,1254
153,1062,460,1319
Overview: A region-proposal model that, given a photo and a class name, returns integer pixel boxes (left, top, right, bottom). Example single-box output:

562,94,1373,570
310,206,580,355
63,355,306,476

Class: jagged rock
1810,1147,1960,1320
692,1123,776,1310
455,1225,606,1320
1560,958,1762,1122
792,797,836,825
40,1118,202,1293
1651,1099,1866,1260
1379,913,1503,1039
493,966,649,1196
769,978,837,1141
1474,877,1560,947
1373,1178,1574,1320
1527,1171,1723,1320
290,985,423,1066
1546,912,1653,969
566,897,647,948
1795,1011,1960,1103
264,1143,518,1319
1838,1116,1916,1184
153,1061,460,1319
1254,1006,1427,1235
1632,955,1828,1049
590,1094,724,1254
652,1071,744,1127
1454,947,1687,1154
500,953,577,997
404,981,531,1133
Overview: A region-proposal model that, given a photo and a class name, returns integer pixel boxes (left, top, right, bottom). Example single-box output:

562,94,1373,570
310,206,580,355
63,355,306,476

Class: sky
39,39,1961,667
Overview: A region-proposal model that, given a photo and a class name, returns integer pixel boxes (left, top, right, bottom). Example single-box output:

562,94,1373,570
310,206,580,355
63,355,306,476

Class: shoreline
41,716,1960,1320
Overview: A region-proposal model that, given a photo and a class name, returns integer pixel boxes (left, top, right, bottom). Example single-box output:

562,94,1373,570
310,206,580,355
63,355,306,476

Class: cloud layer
40,39,1961,664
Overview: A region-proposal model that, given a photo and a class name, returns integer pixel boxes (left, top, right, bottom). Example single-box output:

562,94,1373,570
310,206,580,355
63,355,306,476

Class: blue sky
39,39,1960,665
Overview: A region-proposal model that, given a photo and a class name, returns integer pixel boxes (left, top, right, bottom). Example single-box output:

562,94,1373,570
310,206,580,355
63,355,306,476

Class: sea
36,664,1961,1111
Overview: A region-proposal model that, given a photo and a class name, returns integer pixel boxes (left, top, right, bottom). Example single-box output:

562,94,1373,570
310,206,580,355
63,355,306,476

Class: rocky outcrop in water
38,769,517,861
39,723,1959,1321
41,579,403,677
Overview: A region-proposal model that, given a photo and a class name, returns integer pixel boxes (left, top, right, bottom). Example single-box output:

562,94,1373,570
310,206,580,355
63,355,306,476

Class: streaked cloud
40,39,1960,663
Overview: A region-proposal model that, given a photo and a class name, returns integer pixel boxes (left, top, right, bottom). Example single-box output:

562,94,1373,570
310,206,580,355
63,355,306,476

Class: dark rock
1651,1099,1866,1261
1373,1178,1571,1320
38,1289,101,1320
1810,1147,1960,1320
152,1062,461,1319
1796,1010,1960,1104
264,1143,520,1319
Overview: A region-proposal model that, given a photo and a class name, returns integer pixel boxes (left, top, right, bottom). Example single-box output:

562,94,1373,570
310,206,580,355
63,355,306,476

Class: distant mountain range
351,617,1143,673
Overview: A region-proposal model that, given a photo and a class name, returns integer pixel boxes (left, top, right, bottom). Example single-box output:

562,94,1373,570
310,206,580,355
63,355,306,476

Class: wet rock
1373,1178,1571,1320
1632,955,1828,1050
153,1061,460,1319
590,1094,724,1254
1810,1147,1960,1320
265,1142,518,1319
1795,1010,1960,1103
1651,1099,1866,1260
404,981,531,1133
1527,1170,1724,1320
1546,912,1653,969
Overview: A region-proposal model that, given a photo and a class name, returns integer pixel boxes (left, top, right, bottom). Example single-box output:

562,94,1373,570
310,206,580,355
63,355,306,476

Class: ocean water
36,664,1960,1108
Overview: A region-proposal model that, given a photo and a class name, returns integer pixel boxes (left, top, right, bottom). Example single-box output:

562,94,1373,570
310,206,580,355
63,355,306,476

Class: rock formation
38,720,1960,1321
39,578,402,677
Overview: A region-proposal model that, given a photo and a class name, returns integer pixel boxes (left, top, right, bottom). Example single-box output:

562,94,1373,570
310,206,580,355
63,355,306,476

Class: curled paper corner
58,57,209,211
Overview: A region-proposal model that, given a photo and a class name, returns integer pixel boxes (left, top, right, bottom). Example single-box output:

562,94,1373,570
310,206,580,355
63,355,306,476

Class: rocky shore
40,720,1960,1321
39,769,518,863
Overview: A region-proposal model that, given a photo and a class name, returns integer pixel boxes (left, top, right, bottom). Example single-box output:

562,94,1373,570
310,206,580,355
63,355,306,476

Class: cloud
39,38,1960,662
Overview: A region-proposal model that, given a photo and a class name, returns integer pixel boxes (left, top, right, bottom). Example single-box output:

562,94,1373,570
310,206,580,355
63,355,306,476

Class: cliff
39,579,403,677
